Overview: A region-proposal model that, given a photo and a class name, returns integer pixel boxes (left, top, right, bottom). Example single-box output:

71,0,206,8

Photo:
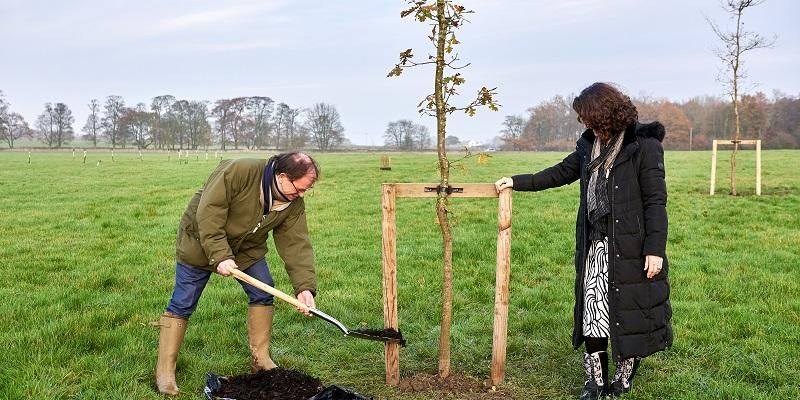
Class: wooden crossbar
393,183,499,198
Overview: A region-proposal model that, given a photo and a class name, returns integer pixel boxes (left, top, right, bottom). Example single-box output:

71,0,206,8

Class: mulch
212,368,323,400
350,328,404,341
399,373,514,399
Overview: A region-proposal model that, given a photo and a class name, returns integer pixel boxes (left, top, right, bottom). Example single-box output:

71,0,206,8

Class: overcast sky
1,0,798,146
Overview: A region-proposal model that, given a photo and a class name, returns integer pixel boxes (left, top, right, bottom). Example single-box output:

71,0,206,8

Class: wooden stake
490,188,512,386
756,140,762,196
710,140,718,195
381,184,400,386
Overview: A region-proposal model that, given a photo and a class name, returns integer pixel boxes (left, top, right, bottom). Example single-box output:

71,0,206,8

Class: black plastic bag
309,385,372,400
204,373,232,400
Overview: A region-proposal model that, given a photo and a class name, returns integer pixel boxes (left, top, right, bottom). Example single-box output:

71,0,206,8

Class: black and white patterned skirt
583,238,610,337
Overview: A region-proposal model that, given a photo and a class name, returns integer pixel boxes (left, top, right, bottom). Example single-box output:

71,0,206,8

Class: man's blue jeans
165,258,274,319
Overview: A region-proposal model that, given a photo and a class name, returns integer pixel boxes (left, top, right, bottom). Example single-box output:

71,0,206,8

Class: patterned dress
583,238,610,337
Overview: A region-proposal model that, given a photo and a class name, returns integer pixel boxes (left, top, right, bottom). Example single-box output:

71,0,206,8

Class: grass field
0,149,798,400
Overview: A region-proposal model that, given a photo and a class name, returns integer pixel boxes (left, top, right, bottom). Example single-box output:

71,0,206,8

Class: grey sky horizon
2,0,798,146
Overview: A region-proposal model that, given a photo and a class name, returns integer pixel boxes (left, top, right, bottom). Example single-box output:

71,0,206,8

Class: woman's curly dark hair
572,82,638,139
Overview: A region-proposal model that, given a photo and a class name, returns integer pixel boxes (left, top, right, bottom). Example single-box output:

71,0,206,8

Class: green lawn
0,149,798,399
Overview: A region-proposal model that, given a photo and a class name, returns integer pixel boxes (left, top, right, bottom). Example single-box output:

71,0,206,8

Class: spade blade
347,328,406,346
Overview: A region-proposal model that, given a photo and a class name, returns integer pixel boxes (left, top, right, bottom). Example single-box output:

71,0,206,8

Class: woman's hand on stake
495,177,513,193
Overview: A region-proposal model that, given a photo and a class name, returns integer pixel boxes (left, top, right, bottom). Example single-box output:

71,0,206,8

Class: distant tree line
382,119,432,150
499,91,800,151
0,90,346,151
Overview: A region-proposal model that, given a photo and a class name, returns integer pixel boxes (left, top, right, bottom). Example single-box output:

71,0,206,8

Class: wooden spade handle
229,269,309,312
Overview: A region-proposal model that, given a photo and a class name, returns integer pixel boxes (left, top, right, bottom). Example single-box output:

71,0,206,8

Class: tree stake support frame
710,139,762,195
381,183,512,386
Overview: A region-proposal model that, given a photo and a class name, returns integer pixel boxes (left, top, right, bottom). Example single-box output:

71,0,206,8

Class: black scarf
586,132,624,238
262,158,291,215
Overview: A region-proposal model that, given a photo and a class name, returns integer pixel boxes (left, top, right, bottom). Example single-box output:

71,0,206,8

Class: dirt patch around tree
399,373,514,399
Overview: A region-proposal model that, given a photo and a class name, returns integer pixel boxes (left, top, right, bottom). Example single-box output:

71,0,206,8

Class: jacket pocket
177,228,210,267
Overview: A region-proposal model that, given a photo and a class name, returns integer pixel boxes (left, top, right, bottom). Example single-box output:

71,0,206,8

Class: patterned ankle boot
580,351,608,400
610,357,640,396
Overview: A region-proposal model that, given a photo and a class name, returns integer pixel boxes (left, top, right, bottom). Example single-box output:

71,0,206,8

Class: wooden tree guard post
491,186,512,386
381,184,399,385
381,183,513,386
380,154,392,170
710,139,762,195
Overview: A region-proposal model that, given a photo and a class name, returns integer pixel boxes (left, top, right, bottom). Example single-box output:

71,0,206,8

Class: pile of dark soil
350,328,406,344
399,373,513,399
351,328,403,339
212,368,323,400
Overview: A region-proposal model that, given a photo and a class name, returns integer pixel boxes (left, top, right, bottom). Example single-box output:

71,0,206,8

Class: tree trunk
730,7,743,196
731,93,740,195
434,0,453,379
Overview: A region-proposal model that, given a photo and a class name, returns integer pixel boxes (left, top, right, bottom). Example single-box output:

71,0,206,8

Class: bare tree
384,121,402,148
306,102,345,151
499,115,525,150
273,103,291,150
384,119,411,149
35,104,55,148
413,124,432,150
151,95,176,149
53,103,75,148
102,95,125,148
82,99,101,147
2,112,31,148
212,99,233,151
523,94,582,151
0,90,8,142
211,98,251,150
389,0,498,377
185,101,212,149
228,97,248,150
121,103,155,149
285,106,305,148
169,100,194,149
708,0,775,195
247,97,274,149
36,102,74,148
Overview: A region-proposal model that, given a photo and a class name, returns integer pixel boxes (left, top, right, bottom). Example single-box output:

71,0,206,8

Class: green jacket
175,158,316,296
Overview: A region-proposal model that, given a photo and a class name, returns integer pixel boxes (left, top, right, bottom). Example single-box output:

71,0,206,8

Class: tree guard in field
710,139,761,196
381,183,512,386
380,154,392,170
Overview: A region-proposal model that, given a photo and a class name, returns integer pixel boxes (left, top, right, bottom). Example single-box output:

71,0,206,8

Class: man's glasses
288,179,314,195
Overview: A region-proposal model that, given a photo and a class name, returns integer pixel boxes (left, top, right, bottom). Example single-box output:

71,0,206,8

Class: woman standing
495,83,671,399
